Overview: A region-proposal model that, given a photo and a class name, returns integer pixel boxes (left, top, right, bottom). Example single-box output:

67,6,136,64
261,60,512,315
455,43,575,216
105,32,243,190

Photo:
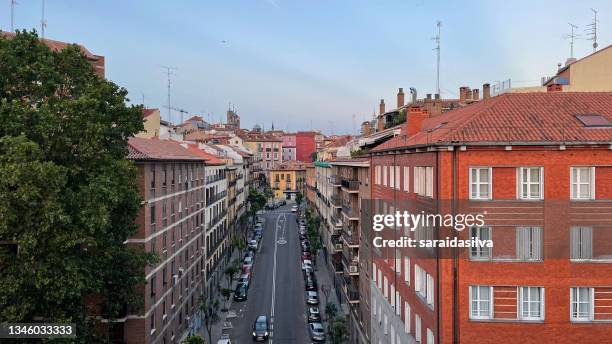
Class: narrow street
226,204,310,343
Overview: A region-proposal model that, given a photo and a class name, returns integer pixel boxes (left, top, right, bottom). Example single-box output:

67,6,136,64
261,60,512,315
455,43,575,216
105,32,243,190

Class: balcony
206,190,227,205
330,214,343,228
341,203,359,220
330,195,342,208
332,259,343,274
341,179,359,192
329,175,341,187
342,277,360,303
341,254,359,276
206,174,226,185
207,210,227,229
332,236,343,252
341,228,359,247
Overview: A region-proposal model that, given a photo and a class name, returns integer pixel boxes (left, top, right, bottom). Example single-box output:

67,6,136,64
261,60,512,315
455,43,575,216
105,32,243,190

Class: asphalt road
227,204,311,344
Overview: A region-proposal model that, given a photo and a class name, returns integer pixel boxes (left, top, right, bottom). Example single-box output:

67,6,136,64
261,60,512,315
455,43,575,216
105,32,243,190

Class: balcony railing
330,195,342,208
206,190,227,205
341,254,359,275
332,237,343,252
206,175,226,185
329,175,341,186
342,228,359,247
207,210,227,229
341,203,359,220
330,215,343,228
341,179,359,191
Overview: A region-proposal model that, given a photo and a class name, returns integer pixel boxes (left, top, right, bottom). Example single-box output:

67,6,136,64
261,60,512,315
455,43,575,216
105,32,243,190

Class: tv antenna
564,23,580,58
11,0,17,31
41,0,47,39
161,66,178,123
585,8,599,53
432,20,442,96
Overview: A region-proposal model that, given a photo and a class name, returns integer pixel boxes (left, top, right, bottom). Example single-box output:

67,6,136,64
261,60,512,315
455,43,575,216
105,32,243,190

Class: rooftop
373,92,612,152
127,137,205,161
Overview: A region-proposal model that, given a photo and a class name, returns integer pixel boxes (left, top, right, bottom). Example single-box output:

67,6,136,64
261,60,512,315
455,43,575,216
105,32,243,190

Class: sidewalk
313,247,341,328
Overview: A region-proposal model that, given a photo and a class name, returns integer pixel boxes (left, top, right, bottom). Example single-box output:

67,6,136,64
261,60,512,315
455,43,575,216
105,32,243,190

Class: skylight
574,114,612,128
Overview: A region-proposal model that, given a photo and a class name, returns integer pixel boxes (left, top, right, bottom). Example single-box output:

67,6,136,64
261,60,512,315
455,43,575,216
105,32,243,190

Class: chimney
426,93,432,100
472,89,480,101
434,93,440,100
466,88,473,101
406,106,429,137
459,86,468,102
379,99,385,115
397,88,405,108
409,87,417,104
482,83,491,99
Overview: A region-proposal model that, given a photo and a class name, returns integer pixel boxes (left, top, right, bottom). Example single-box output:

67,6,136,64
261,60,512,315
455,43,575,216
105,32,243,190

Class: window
384,276,389,298
518,167,543,200
395,257,401,275
395,166,400,190
378,269,382,290
375,166,381,185
571,167,595,200
150,274,156,300
470,227,491,260
383,314,388,334
415,264,427,298
404,302,411,333
426,274,434,308
427,328,434,344
372,263,377,284
516,227,542,261
150,167,156,191
415,314,421,343
570,287,593,321
390,166,395,188
470,285,492,319
470,167,492,200
403,166,409,191
383,166,388,186
150,310,156,333
571,226,592,260
404,257,410,284
395,291,401,316
519,286,544,320
425,167,433,197
150,205,156,232
391,284,396,308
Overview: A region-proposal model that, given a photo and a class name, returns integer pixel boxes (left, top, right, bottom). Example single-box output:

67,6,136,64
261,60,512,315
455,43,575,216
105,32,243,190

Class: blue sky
3,0,611,134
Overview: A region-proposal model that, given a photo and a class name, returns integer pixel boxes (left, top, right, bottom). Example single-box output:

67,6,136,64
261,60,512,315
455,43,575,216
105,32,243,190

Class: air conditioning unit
349,266,358,273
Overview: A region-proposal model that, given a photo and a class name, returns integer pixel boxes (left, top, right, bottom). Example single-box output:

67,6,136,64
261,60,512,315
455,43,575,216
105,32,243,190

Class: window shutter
516,227,525,260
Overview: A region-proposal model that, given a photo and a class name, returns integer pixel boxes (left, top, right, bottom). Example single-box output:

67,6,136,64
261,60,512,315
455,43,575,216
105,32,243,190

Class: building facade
282,133,297,161
296,131,317,162
268,161,307,200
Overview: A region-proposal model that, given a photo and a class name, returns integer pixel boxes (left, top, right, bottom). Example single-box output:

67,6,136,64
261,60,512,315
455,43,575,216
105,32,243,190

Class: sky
2,0,611,134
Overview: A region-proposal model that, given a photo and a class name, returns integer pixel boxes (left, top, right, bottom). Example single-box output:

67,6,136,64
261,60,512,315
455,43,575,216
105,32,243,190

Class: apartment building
124,138,209,344
268,161,307,200
296,131,318,162
329,158,371,344
369,92,612,344
282,133,297,161
243,134,283,183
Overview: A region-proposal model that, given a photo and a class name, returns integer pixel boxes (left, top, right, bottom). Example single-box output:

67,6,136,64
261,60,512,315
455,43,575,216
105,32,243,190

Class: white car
291,205,298,212
302,259,313,271
248,240,258,250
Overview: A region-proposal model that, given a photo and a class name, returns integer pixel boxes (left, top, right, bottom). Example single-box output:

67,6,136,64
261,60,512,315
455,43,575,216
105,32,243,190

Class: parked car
252,315,270,341
244,250,254,259
291,205,298,212
253,232,262,242
241,265,252,275
305,277,317,291
302,259,313,271
279,200,287,206
299,233,307,241
306,291,319,305
238,273,250,289
303,270,315,281
243,256,254,269
234,284,248,301
307,307,321,323
309,322,325,342
302,252,312,260
248,239,258,250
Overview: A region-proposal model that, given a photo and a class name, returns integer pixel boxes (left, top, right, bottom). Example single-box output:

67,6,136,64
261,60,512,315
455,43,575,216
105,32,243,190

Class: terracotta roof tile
127,137,205,161
185,145,225,165
373,92,612,151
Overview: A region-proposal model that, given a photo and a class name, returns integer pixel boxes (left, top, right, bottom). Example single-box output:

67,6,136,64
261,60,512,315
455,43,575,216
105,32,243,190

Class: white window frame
571,167,595,200
396,291,401,316
469,167,492,200
516,226,542,261
470,226,492,260
383,166,388,187
384,276,389,299
570,226,593,261
570,287,594,321
404,256,410,285
518,167,544,200
395,166,401,190
390,166,395,188
426,274,435,308
415,313,421,343
403,166,410,192
375,166,381,185
469,285,493,320
427,328,434,344
519,286,545,321
404,302,411,333
373,263,377,284
391,284,396,309
425,166,433,197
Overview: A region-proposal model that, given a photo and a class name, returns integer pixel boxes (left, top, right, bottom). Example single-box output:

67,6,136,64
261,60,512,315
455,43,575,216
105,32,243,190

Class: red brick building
124,138,211,344
369,92,612,344
296,131,317,162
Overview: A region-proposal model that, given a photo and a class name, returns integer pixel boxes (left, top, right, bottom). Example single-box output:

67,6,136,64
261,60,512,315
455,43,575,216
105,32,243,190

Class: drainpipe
452,147,458,344
435,150,441,344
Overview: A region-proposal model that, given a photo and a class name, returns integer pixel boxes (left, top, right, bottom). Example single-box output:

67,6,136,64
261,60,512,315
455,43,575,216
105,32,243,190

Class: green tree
0,31,155,342
296,191,303,207
181,334,206,344
225,261,240,290
199,296,220,344
232,236,246,258
325,303,338,321
329,316,349,344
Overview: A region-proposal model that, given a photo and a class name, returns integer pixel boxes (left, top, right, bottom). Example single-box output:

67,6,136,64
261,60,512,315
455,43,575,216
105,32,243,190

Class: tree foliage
0,31,154,342
181,335,206,344
329,316,349,344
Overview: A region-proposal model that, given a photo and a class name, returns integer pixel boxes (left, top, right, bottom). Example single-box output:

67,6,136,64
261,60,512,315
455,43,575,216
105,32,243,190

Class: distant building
543,44,612,92
296,131,317,162
136,108,161,138
226,109,240,129
268,161,307,200
282,133,297,161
